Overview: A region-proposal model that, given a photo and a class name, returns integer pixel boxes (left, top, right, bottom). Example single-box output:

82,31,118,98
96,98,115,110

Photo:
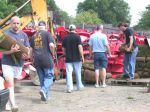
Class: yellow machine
31,0,48,25
0,0,59,80
0,0,52,61
0,0,55,34
0,0,56,53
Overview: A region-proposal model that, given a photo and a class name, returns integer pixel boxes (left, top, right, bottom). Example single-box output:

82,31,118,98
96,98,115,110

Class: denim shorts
93,52,108,69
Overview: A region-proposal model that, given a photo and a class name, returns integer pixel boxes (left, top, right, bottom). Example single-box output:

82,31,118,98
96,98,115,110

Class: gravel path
4,79,150,112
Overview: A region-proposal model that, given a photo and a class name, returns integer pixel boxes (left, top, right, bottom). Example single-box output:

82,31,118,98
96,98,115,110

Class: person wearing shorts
1,16,30,112
89,25,111,88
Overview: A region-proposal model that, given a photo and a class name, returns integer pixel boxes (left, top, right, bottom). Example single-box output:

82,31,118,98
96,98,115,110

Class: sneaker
5,107,11,111
5,103,11,111
126,78,133,81
121,75,130,80
77,85,84,91
95,84,100,88
67,90,72,93
12,106,18,112
39,90,47,101
101,84,107,88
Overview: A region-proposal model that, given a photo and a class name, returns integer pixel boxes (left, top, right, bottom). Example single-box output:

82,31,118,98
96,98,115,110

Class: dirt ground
3,79,150,112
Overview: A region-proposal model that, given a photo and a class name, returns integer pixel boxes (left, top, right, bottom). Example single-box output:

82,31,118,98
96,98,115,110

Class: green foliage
58,10,71,26
47,0,71,26
0,0,16,19
127,96,134,99
8,0,32,16
47,0,59,11
136,5,150,30
0,0,71,26
77,0,131,25
74,10,102,26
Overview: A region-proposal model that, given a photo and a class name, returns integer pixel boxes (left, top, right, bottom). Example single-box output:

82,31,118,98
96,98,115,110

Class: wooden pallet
111,78,150,86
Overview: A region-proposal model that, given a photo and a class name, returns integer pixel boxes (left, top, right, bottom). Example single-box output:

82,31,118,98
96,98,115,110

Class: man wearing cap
89,25,111,88
30,20,55,101
62,24,84,93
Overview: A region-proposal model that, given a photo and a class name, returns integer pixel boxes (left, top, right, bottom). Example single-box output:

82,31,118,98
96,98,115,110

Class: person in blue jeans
62,24,84,93
118,22,138,80
30,20,54,101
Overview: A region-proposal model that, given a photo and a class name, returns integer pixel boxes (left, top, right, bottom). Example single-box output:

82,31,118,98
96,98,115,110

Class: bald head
10,16,21,32
11,16,20,23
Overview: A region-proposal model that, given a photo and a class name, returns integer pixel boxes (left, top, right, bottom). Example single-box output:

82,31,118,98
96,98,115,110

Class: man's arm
78,44,84,63
127,36,134,51
103,35,111,56
21,47,31,60
89,45,93,59
126,29,134,52
62,47,66,56
29,47,33,62
2,50,13,55
22,33,31,59
105,44,111,56
49,43,55,49
49,42,55,56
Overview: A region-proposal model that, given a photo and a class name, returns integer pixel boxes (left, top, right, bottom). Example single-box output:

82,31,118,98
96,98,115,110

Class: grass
127,96,134,99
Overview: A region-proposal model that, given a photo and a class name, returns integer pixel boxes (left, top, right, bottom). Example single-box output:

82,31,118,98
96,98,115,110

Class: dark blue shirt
30,30,54,69
2,29,30,66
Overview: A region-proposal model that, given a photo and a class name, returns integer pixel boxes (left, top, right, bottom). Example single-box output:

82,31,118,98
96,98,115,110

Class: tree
136,5,150,30
57,10,71,26
77,0,131,25
47,0,71,26
74,10,102,27
0,0,71,26
7,0,32,16
0,0,16,19
47,0,59,11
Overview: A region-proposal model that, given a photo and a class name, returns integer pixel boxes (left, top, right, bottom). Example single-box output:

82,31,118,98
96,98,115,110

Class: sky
54,0,150,26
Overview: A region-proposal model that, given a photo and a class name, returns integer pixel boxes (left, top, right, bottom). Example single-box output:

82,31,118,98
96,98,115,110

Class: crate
0,89,9,111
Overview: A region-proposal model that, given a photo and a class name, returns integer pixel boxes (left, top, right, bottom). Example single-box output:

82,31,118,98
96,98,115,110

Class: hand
108,53,112,58
126,48,131,52
10,44,20,53
22,53,29,60
82,57,84,63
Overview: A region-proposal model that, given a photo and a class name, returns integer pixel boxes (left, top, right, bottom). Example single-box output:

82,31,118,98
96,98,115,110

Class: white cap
100,25,103,30
69,24,76,30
